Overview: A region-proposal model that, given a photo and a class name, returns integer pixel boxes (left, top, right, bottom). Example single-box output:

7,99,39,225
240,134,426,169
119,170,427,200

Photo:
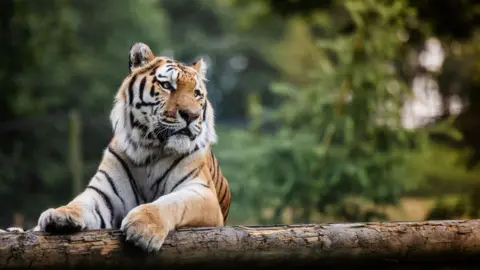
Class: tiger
34,42,231,252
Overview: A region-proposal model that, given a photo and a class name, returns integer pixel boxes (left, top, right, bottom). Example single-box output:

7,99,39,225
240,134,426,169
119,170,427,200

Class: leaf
357,168,370,188
344,116,355,145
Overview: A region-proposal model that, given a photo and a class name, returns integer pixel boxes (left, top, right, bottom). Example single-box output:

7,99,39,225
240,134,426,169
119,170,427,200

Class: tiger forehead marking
138,58,203,94
176,71,197,89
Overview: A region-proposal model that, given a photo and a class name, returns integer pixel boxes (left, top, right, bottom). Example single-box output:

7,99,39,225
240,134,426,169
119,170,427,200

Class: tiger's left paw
120,204,170,252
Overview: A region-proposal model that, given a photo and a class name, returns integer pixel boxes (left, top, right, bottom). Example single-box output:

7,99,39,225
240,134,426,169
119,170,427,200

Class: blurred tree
0,0,77,227
264,0,480,169
0,0,286,227
255,0,480,222
0,0,170,227
0,0,478,227
266,0,480,40
220,0,461,224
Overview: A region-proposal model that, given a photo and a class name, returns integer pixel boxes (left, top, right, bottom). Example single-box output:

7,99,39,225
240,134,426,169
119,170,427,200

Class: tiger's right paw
38,204,87,234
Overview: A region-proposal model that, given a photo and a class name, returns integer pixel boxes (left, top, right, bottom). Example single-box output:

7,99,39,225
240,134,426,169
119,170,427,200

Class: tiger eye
161,82,172,89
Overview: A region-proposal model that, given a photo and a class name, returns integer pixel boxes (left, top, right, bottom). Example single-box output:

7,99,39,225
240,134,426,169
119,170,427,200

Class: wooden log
1,219,480,269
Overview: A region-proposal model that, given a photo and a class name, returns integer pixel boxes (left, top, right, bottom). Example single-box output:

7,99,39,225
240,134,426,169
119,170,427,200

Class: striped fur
35,42,231,252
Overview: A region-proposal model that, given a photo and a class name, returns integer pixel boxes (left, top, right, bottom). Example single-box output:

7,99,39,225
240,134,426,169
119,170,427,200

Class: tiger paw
37,205,87,234
120,204,170,252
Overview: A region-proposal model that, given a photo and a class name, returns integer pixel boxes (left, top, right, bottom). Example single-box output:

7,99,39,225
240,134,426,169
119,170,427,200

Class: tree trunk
1,219,480,269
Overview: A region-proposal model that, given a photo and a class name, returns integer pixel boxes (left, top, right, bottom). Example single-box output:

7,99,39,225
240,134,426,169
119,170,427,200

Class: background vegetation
0,0,479,228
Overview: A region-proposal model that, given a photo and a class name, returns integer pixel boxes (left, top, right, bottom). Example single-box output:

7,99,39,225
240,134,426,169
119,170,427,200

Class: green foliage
427,195,469,220
0,0,283,227
0,0,479,228
403,140,480,220
0,0,170,227
217,0,453,224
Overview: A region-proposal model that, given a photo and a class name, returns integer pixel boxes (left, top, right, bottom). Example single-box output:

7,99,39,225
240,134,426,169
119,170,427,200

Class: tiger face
111,43,216,157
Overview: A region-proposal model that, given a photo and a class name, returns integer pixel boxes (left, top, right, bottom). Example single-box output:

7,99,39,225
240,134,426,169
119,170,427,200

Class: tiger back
207,150,230,222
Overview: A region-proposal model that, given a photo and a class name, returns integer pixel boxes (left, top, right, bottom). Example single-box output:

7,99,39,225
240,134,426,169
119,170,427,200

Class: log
1,219,480,269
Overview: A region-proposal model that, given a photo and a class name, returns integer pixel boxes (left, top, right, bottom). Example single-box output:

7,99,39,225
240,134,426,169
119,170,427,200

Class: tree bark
1,219,480,269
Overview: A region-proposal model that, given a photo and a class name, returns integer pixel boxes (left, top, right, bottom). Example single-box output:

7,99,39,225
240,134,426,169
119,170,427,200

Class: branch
1,219,480,269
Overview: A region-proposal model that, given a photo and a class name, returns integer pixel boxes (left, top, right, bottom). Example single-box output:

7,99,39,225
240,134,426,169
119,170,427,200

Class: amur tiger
34,42,231,252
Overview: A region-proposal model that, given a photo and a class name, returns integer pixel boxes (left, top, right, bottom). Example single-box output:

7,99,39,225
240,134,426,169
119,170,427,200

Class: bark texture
1,219,480,269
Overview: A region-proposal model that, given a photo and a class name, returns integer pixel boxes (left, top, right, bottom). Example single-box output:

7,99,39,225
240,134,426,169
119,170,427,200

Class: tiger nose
178,109,200,124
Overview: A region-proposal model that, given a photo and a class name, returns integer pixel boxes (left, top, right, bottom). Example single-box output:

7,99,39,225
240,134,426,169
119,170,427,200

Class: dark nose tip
178,109,200,124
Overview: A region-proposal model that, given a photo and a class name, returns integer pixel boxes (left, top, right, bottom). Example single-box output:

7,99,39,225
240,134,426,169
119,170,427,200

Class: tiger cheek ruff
34,42,231,252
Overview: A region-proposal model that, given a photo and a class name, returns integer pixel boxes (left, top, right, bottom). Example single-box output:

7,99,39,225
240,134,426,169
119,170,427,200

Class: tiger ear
191,57,207,78
129,42,155,72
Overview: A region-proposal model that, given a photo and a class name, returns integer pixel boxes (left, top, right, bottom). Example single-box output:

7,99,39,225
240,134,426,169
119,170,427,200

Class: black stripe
92,206,106,229
213,155,222,193
152,154,189,199
89,199,106,229
150,85,155,97
129,111,149,134
88,207,99,227
191,188,207,200
107,146,144,205
128,75,137,105
199,183,210,189
219,183,229,205
210,150,216,161
136,101,161,107
223,197,230,212
223,205,230,223
86,185,114,227
189,144,200,154
171,167,202,192
154,147,203,198
149,66,158,75
138,76,146,102
126,134,139,150
87,185,114,213
215,158,220,180
210,151,217,180
203,102,207,121
216,174,224,196
98,170,126,211
97,207,106,229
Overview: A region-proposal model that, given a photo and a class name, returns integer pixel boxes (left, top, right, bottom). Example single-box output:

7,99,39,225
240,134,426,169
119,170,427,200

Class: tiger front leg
37,186,116,234
121,180,223,252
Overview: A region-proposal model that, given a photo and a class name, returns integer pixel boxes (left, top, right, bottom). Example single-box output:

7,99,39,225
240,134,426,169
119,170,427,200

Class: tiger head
110,42,217,157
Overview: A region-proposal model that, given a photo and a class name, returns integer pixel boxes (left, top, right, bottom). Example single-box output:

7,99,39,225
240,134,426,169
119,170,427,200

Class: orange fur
124,204,167,236
55,202,84,221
